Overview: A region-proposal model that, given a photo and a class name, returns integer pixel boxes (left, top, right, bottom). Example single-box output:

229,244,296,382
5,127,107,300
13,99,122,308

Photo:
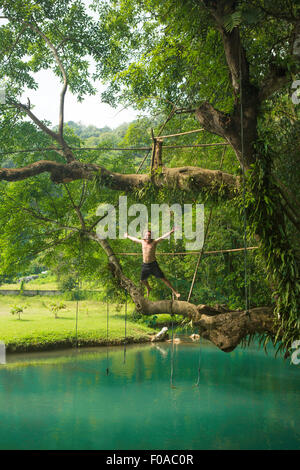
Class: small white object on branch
151,326,169,342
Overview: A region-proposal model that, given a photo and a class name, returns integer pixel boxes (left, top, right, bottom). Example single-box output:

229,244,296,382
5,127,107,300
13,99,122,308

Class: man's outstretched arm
155,228,175,243
124,232,142,243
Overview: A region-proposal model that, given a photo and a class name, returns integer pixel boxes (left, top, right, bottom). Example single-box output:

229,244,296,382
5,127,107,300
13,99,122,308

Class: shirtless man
124,228,181,299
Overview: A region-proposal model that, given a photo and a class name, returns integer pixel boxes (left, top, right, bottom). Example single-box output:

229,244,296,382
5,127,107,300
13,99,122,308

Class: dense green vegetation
0,0,299,353
0,119,271,310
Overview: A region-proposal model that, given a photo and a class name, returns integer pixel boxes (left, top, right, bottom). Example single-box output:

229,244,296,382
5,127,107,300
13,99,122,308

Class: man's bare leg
141,280,152,298
161,277,180,298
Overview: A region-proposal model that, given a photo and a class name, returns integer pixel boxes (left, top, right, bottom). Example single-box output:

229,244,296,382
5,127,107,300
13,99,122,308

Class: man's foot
173,291,181,299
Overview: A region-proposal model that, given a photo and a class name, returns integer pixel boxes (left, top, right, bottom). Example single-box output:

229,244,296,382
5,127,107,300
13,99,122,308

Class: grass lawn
0,275,100,291
0,295,156,352
0,281,58,290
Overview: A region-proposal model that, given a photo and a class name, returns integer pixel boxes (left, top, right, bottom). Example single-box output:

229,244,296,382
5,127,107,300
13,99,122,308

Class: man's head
143,230,153,241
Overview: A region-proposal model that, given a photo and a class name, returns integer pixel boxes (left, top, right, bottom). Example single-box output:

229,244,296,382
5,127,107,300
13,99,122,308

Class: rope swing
75,277,79,349
170,249,178,389
239,43,250,317
75,232,84,349
187,145,227,302
194,336,202,388
123,292,127,364
106,297,110,375
170,309,176,389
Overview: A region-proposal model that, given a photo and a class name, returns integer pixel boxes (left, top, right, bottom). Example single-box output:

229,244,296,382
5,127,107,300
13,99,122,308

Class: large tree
0,0,299,353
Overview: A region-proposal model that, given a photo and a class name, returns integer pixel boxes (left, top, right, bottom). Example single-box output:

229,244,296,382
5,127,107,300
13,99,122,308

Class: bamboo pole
162,142,230,149
159,128,204,139
117,246,258,256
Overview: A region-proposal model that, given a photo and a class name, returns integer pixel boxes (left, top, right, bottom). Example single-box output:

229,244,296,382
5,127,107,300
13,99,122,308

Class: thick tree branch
142,302,275,353
0,160,239,196
259,21,300,101
255,4,298,23
195,101,257,169
221,27,250,98
10,101,59,142
275,177,300,212
281,201,300,233
196,306,275,352
2,167,275,353
9,99,74,163
259,66,291,102
195,102,233,139
87,231,276,352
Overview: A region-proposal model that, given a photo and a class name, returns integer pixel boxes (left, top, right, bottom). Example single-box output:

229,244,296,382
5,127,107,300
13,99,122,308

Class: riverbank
0,295,157,353
2,334,157,354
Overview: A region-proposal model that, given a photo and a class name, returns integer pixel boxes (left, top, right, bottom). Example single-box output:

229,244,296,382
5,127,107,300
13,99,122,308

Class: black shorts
140,260,165,281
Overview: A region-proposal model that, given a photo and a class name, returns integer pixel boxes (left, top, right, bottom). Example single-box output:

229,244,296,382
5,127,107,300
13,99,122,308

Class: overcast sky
0,13,139,130
20,69,139,130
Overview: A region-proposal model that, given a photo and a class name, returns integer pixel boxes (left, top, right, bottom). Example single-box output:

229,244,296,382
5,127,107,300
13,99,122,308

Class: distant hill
64,121,130,142
65,121,112,139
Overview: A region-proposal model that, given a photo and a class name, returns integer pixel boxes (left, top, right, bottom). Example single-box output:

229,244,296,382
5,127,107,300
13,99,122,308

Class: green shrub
10,303,27,320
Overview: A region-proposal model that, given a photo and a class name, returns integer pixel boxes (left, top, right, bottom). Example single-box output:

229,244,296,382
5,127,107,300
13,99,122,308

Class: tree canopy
0,0,299,354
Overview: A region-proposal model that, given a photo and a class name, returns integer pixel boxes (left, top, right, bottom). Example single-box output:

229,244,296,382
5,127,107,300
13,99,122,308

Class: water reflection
0,338,300,449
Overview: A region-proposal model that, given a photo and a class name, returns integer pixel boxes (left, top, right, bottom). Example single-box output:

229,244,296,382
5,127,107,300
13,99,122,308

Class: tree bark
86,231,275,353
0,160,239,197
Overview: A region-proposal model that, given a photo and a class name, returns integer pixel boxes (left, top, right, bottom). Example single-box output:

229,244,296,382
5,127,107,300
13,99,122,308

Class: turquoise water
0,338,300,450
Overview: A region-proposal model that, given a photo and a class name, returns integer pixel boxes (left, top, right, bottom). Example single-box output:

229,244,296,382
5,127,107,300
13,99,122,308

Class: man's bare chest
142,241,156,254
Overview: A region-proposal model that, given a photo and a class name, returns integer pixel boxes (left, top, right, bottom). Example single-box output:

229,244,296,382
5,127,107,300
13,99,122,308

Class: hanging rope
194,336,202,387
123,292,127,364
75,233,84,349
187,206,213,303
106,297,109,375
169,240,178,389
187,147,227,384
187,146,227,302
239,43,250,317
248,276,251,312
170,310,176,389
75,282,79,349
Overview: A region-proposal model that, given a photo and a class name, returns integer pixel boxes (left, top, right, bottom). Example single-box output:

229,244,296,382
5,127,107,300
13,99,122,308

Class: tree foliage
0,0,299,353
